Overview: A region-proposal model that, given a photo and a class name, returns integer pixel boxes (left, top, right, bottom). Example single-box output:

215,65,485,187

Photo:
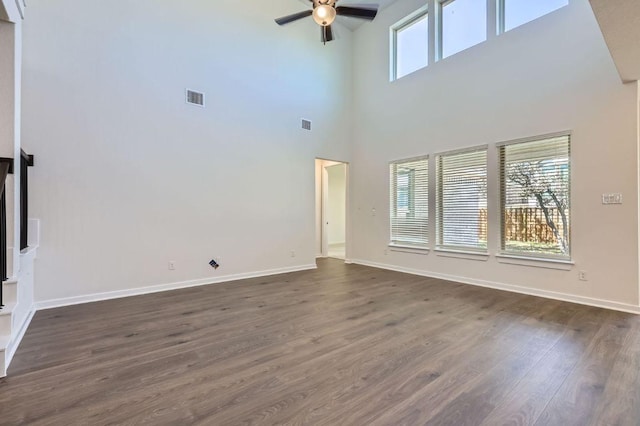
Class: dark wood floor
1,259,639,425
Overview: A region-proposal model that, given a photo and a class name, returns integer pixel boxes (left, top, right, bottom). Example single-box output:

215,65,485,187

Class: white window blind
499,134,570,259
390,157,429,248
436,147,487,251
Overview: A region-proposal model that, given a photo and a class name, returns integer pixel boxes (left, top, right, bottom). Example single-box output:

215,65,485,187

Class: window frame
390,5,429,81
497,0,506,34
498,131,572,261
497,0,569,34
389,0,570,76
437,0,488,61
389,155,430,249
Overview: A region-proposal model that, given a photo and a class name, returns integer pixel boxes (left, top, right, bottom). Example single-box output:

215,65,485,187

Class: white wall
22,0,353,302
350,0,640,308
326,163,346,245
20,0,640,310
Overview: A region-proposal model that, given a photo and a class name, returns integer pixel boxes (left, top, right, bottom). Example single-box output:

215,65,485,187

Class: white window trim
435,0,449,60
496,0,505,35
497,0,569,35
496,254,574,270
436,0,488,61
433,144,490,158
390,5,429,81
388,244,430,255
435,248,490,261
496,130,572,147
390,0,569,75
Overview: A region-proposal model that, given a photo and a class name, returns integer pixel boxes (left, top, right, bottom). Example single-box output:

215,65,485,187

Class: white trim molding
350,259,640,315
434,249,490,261
36,264,317,310
388,245,430,255
0,0,23,22
5,305,35,369
496,254,574,270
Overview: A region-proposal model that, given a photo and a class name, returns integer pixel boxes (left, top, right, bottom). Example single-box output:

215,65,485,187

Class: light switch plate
602,193,622,205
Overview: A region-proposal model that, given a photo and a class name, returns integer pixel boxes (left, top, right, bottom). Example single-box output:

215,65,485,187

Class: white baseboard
35,264,318,311
6,305,36,369
351,259,640,315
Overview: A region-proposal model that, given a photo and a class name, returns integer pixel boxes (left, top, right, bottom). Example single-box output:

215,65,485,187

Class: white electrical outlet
168,261,176,270
291,251,296,258
578,270,587,281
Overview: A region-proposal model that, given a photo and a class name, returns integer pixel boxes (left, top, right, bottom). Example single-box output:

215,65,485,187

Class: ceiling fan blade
335,5,378,20
275,10,313,26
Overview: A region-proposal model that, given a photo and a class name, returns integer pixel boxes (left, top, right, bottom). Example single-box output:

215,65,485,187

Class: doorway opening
315,159,348,260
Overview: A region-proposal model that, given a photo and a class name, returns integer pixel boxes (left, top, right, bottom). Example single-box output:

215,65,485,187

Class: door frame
316,158,350,262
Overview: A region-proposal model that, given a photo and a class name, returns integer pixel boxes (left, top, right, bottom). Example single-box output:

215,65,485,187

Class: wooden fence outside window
478,207,566,244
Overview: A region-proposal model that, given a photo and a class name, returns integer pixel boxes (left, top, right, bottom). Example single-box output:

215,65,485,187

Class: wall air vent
186,89,205,107
301,119,312,131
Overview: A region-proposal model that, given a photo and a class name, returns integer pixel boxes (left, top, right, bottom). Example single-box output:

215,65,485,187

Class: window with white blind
436,147,487,251
390,157,429,248
499,134,570,259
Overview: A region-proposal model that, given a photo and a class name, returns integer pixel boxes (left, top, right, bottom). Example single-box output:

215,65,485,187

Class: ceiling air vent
186,89,205,107
301,119,312,131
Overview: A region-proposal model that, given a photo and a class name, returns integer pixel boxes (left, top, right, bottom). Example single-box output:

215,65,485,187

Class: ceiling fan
275,0,378,44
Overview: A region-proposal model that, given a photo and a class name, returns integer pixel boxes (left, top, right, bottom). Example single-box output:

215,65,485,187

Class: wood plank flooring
1,259,639,425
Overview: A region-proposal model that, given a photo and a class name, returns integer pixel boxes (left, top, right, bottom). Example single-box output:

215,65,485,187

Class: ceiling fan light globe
313,5,336,26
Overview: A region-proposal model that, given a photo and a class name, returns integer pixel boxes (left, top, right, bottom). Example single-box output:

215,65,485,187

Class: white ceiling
589,0,640,82
297,0,398,30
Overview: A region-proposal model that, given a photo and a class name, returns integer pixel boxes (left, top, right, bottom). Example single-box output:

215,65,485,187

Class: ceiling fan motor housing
313,0,337,26
313,0,337,8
